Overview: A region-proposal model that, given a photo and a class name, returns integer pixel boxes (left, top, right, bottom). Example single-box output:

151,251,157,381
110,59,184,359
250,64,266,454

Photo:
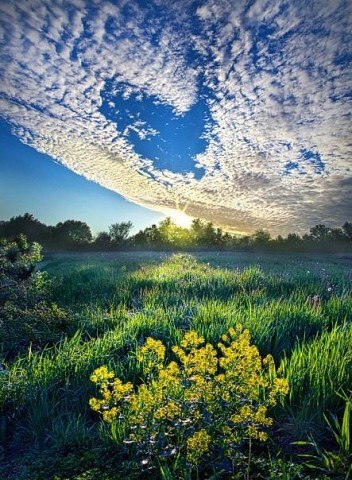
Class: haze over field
0,0,351,234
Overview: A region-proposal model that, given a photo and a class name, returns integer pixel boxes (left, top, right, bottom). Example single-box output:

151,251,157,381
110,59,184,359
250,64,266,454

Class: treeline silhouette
0,213,351,252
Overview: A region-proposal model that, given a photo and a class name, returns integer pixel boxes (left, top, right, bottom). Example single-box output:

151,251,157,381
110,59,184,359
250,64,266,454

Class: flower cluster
89,367,133,422
186,429,211,465
90,326,288,472
136,337,166,373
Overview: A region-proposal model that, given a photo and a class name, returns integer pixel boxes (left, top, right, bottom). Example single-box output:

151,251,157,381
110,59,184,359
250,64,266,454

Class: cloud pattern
0,0,351,234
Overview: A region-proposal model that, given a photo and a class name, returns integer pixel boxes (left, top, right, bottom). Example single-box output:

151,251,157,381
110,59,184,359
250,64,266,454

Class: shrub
0,235,68,358
89,326,288,477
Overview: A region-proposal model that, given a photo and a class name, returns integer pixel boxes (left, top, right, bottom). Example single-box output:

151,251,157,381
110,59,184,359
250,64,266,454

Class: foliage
89,327,288,475
1,212,351,252
342,222,352,240
0,214,92,250
54,220,93,247
109,222,133,245
0,252,351,479
295,396,352,478
0,235,68,357
94,231,112,249
0,213,47,243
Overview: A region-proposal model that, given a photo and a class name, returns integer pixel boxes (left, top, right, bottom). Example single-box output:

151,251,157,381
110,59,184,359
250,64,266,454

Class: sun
168,209,193,228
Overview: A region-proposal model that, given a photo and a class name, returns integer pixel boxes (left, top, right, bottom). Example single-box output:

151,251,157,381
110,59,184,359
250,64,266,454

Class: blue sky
0,0,351,234
0,120,162,232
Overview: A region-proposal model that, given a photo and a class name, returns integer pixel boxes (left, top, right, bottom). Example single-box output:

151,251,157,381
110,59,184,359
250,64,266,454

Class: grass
1,251,351,479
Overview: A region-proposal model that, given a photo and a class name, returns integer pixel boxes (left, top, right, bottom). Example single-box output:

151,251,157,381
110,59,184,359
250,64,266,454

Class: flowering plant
90,325,288,474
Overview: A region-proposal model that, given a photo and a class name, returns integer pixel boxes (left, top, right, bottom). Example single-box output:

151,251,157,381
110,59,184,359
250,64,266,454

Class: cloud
0,0,351,235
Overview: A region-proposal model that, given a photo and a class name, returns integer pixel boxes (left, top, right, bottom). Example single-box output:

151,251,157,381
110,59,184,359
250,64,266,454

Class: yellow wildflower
180,331,204,349
89,326,289,469
90,366,115,383
186,429,211,465
137,337,166,363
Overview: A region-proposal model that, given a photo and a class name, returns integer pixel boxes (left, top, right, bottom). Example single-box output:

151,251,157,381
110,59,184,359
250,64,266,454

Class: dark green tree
309,224,331,241
94,231,112,249
204,222,217,245
342,222,352,240
109,222,133,245
133,224,163,247
252,229,271,245
54,220,92,246
0,213,47,242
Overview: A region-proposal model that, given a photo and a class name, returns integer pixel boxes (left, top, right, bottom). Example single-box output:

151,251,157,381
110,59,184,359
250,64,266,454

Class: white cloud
0,0,351,235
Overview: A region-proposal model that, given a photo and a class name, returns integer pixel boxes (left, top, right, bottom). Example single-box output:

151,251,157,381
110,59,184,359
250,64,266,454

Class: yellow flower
89,397,103,412
258,431,268,441
180,331,204,349
136,337,166,374
273,377,289,395
154,401,181,420
137,337,166,362
90,366,115,383
103,407,119,422
186,429,211,465
112,378,134,401
89,326,289,466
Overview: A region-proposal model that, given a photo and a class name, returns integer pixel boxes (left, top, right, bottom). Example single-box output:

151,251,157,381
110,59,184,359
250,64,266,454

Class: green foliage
0,235,68,357
89,328,288,476
1,212,351,251
342,222,352,240
0,213,47,243
0,251,351,478
54,220,93,247
109,222,133,245
295,396,352,477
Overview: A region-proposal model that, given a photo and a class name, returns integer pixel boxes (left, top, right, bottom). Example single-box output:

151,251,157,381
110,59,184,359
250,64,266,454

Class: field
1,251,352,479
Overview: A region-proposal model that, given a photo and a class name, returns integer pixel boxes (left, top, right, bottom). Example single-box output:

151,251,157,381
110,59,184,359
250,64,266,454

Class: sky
0,120,163,233
0,0,351,235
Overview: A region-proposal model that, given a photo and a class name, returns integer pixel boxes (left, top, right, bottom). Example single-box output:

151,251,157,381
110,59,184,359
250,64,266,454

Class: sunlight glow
168,209,193,228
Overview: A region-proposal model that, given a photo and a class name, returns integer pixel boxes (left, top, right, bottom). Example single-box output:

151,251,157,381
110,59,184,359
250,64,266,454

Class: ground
1,251,351,479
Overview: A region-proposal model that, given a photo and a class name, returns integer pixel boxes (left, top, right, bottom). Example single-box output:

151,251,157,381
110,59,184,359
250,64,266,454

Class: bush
89,326,288,477
0,235,68,358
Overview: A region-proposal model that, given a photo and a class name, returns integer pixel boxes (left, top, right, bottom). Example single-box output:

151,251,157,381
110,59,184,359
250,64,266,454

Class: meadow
1,250,351,479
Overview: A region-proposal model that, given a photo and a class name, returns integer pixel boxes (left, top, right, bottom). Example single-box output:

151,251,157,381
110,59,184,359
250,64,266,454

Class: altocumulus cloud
0,0,351,234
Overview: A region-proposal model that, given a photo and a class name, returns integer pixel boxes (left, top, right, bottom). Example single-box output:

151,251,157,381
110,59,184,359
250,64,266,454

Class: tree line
0,213,351,252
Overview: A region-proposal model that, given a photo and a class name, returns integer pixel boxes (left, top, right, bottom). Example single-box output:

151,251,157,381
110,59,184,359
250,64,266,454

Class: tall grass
1,252,351,478
280,324,352,437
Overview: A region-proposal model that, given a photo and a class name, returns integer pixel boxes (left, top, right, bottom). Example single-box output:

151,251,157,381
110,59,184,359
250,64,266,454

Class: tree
252,229,271,245
214,227,224,245
222,232,233,246
329,228,346,241
309,224,331,241
133,224,163,247
190,218,205,245
156,217,191,247
54,220,92,247
95,232,112,249
342,222,352,241
109,222,133,245
158,217,175,245
204,222,217,245
0,213,47,242
190,218,217,246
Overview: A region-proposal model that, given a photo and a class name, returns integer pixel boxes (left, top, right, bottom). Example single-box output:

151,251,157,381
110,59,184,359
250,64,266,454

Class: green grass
1,251,351,479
